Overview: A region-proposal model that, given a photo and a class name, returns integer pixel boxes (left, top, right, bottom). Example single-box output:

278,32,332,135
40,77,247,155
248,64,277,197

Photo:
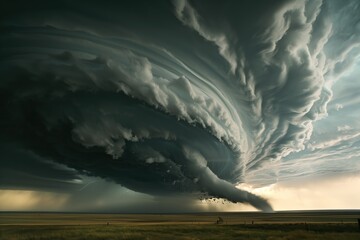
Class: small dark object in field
357,218,360,230
107,222,109,226
216,217,224,224
252,220,254,224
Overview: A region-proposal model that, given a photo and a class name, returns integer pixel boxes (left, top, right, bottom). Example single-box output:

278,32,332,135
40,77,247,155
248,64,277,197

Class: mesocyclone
1,0,360,211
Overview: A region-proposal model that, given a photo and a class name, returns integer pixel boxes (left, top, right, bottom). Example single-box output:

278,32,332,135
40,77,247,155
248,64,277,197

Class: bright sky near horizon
1,0,360,212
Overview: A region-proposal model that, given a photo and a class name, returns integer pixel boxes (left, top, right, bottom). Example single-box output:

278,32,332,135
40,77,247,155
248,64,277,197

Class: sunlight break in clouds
0,190,69,211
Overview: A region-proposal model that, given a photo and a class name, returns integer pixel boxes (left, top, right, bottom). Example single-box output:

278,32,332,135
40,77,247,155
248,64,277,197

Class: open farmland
0,211,359,240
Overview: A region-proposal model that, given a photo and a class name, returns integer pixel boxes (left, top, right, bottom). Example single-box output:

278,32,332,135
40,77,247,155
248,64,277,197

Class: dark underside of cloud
1,0,360,212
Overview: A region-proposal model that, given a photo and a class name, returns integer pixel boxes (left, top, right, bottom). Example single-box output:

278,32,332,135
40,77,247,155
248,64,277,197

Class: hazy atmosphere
1,0,360,212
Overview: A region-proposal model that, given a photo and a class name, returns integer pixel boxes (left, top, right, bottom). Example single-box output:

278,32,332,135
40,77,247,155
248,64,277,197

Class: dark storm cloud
1,0,360,211
0,143,80,191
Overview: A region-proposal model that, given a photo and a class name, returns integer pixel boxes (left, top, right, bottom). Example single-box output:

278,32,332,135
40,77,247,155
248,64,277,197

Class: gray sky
1,0,360,212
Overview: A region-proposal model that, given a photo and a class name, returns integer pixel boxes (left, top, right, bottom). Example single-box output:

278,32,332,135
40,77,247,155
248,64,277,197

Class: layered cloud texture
1,0,360,211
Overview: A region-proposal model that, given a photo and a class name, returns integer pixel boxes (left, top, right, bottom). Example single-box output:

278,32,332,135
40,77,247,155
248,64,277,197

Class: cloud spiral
1,0,360,211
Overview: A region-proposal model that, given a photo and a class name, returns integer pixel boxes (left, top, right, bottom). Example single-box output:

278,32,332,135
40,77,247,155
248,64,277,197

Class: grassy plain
1,211,359,240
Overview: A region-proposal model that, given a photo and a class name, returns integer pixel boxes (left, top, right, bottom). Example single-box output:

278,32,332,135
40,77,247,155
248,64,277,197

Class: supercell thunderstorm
1,0,360,211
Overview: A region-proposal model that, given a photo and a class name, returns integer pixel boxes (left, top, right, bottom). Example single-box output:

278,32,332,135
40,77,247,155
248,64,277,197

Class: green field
1,212,359,240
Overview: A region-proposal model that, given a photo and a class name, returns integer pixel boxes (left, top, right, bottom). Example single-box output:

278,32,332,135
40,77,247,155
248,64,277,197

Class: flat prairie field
1,211,359,240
